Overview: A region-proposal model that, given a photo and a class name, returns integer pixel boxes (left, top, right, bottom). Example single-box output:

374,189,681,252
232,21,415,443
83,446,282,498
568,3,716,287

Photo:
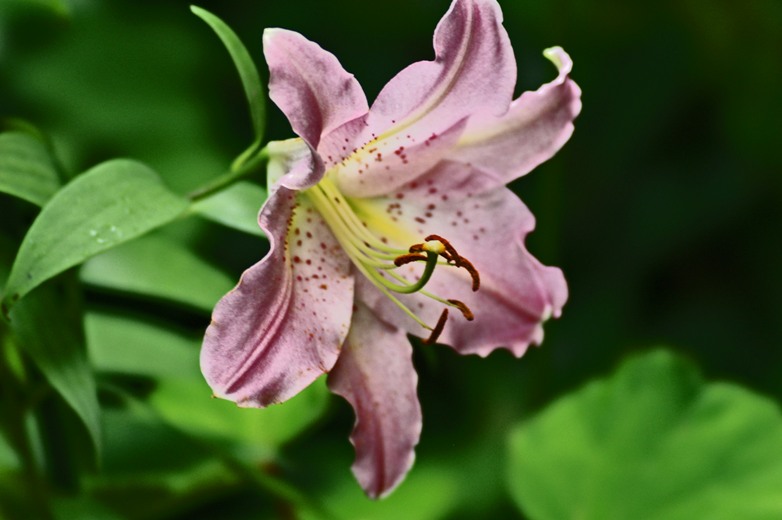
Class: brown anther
439,250,456,264
394,253,428,267
424,308,449,345
447,299,474,321
458,257,481,291
424,234,480,290
408,243,425,254
425,234,460,262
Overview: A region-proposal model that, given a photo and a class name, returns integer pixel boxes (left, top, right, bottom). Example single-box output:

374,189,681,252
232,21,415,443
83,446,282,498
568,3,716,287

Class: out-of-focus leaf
84,309,199,379
0,131,60,207
301,463,458,520
191,181,266,237
2,159,188,314
507,350,782,520
80,234,234,313
9,281,101,461
84,398,244,519
86,307,329,456
150,375,329,461
0,0,68,15
52,498,123,520
190,5,265,165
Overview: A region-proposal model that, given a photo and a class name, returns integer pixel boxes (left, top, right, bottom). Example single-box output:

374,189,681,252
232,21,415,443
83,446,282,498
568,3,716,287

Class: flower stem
187,146,269,202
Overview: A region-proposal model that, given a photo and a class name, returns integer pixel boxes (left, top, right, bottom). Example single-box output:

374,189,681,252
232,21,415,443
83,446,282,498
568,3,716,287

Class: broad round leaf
0,131,60,207
2,159,187,313
507,350,782,520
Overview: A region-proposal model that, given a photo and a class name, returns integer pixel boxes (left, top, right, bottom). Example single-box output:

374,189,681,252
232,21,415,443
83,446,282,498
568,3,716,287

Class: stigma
303,175,480,343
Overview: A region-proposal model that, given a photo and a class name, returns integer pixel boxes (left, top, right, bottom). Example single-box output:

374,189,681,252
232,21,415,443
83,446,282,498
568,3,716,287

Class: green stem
187,146,268,202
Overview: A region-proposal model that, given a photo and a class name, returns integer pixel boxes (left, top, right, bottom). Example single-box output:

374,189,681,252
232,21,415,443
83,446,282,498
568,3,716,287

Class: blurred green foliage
0,0,780,518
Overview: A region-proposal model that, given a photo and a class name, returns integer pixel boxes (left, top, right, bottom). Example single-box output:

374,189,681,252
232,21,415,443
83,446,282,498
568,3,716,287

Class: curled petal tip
543,46,573,75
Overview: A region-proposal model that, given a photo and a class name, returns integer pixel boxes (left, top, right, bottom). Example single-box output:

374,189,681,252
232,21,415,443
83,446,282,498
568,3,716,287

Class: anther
425,234,459,261
425,234,480,291
458,257,480,291
447,299,474,321
394,253,428,267
424,308,449,345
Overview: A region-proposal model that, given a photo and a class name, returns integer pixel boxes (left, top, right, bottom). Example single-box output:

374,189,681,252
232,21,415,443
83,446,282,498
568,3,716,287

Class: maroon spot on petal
293,256,301,263
320,284,328,290
414,217,426,224
306,231,313,238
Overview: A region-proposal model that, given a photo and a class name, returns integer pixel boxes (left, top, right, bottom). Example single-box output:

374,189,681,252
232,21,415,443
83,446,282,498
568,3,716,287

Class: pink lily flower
201,0,581,498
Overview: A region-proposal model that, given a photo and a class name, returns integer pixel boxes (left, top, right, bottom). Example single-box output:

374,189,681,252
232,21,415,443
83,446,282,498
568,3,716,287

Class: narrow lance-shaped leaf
80,234,234,314
507,350,782,520
191,5,266,166
190,180,266,237
2,159,188,314
0,132,61,207
9,278,101,462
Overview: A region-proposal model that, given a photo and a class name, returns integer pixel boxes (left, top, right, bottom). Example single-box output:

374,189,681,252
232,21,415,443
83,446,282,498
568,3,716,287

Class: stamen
394,253,428,267
447,299,474,321
425,234,460,262
304,177,480,340
424,234,480,291
424,309,448,344
457,257,481,292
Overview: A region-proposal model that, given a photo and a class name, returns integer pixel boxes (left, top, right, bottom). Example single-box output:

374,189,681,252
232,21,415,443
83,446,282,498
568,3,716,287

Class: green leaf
507,350,782,520
85,308,329,456
0,0,68,16
80,233,233,313
0,132,61,207
191,181,266,237
149,375,330,461
2,159,188,314
85,309,199,379
190,5,265,167
9,281,101,462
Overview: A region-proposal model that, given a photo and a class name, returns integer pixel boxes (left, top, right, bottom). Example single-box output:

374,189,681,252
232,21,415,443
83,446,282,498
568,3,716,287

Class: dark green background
1,0,780,518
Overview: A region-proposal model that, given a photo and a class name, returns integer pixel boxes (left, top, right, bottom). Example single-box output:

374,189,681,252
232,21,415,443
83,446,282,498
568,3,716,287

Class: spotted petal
328,303,422,499
452,47,582,186
333,0,515,198
201,182,354,407
354,161,566,357
263,28,369,149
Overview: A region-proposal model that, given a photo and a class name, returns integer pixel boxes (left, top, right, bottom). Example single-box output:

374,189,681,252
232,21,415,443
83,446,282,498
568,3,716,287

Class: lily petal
452,47,582,185
327,303,422,499
201,185,354,407
331,117,468,199
367,0,515,135
267,138,325,191
263,28,369,148
355,161,566,357
328,0,514,198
